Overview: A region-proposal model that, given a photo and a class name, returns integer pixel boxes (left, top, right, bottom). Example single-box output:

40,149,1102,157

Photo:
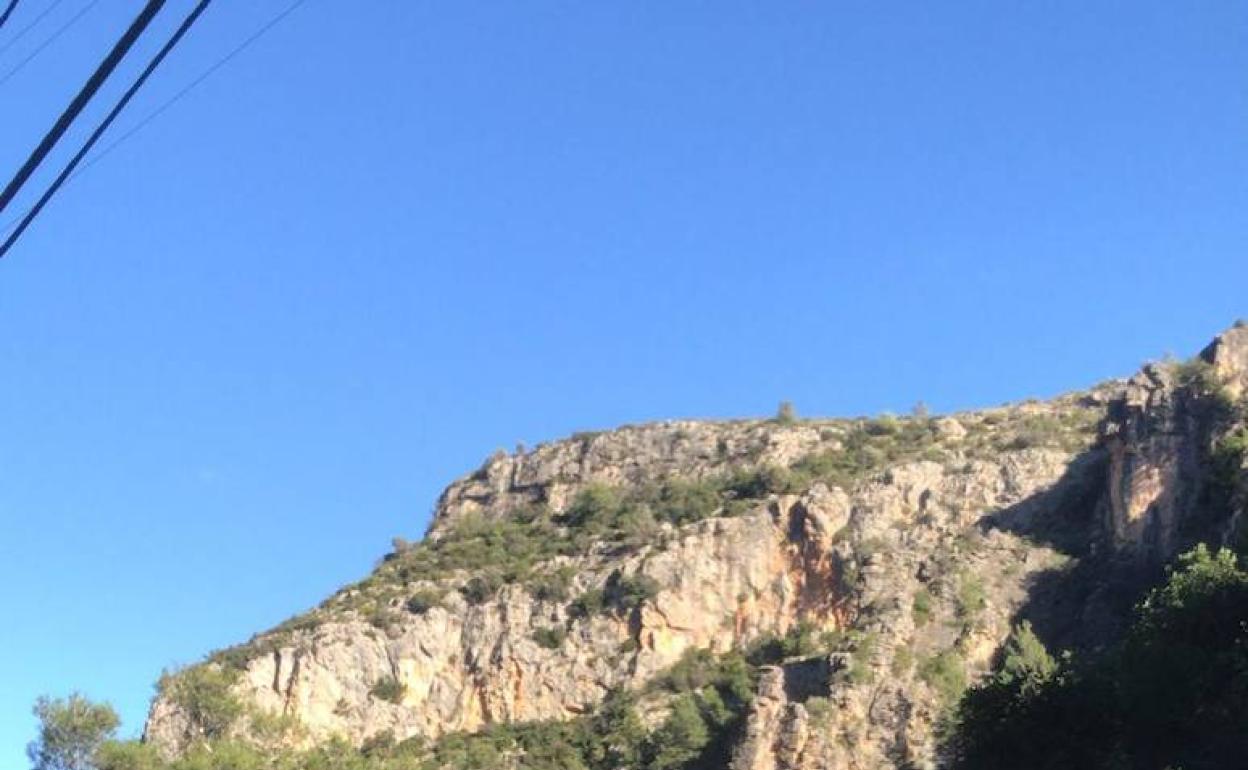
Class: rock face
1102,325,1248,564
144,327,1248,770
1203,323,1248,399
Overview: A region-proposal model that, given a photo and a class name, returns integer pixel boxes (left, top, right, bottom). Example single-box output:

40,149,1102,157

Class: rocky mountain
139,325,1248,770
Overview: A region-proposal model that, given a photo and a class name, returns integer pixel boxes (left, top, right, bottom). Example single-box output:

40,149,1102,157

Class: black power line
0,0,167,217
0,0,68,59
0,0,310,241
0,0,100,88
0,0,20,31
73,0,308,179
0,0,215,259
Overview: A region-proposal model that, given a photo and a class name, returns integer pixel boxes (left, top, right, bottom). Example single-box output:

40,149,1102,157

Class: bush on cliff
952,544,1248,770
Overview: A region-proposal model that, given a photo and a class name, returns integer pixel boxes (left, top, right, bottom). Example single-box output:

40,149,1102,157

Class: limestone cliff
143,326,1248,770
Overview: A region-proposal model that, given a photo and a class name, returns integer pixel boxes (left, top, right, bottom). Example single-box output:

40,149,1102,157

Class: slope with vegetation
28,324,1248,770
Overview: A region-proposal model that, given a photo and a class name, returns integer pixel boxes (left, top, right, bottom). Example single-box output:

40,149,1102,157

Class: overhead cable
0,0,19,31
0,0,100,88
1,0,216,258
0,0,168,217
0,0,310,242
0,0,67,58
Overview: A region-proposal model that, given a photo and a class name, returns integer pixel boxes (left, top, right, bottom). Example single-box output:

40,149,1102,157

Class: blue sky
1,0,1246,762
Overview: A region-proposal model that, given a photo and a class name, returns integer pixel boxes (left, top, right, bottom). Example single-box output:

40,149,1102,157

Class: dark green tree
953,545,1248,770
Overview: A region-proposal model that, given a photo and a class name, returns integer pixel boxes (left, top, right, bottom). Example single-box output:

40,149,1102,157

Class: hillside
119,325,1248,770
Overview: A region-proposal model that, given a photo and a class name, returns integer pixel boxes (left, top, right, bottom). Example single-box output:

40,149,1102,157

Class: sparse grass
913,588,934,626
957,575,987,620
804,695,833,722
892,645,915,677
857,537,890,563
918,649,967,705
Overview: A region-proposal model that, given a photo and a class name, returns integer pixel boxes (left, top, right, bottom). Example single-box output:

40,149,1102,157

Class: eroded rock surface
144,327,1248,770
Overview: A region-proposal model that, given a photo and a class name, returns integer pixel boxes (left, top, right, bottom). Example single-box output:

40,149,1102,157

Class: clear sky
1,0,1246,763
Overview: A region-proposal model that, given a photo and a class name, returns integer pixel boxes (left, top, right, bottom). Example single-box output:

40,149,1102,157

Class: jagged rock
432,421,831,534
1202,322,1248,399
933,418,967,442
1100,327,1248,563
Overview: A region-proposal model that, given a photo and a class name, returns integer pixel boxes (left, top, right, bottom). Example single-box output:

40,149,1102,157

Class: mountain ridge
136,324,1248,770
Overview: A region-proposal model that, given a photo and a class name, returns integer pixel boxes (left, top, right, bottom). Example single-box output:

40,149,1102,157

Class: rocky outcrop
1101,362,1192,561
432,421,832,535
148,425,1093,761
1203,323,1248,399
1101,324,1248,564
144,327,1248,770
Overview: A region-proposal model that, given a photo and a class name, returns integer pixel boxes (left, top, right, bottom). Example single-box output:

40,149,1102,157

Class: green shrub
912,588,934,626
529,566,576,603
55,646,767,770
836,632,878,684
952,546,1248,769
531,626,567,650
369,676,405,704
957,575,987,619
567,588,606,619
359,729,395,757
247,709,302,745
786,417,943,492
847,656,874,685
206,644,255,673
568,572,660,619
804,696,833,722
387,507,571,597
390,536,415,556
28,694,120,770
720,465,794,499
857,537,889,562
460,573,504,605
607,573,661,610
997,414,1068,452
656,648,733,694
366,605,398,631
995,621,1056,693
1173,357,1221,393
864,414,901,436
779,622,823,659
559,484,628,533
775,401,798,425
646,694,710,770
96,740,162,770
404,589,442,615
159,666,242,740
557,483,666,548
892,645,915,677
643,649,757,770
748,623,861,665
1209,428,1248,515
170,740,268,770
918,649,966,705
653,479,722,526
